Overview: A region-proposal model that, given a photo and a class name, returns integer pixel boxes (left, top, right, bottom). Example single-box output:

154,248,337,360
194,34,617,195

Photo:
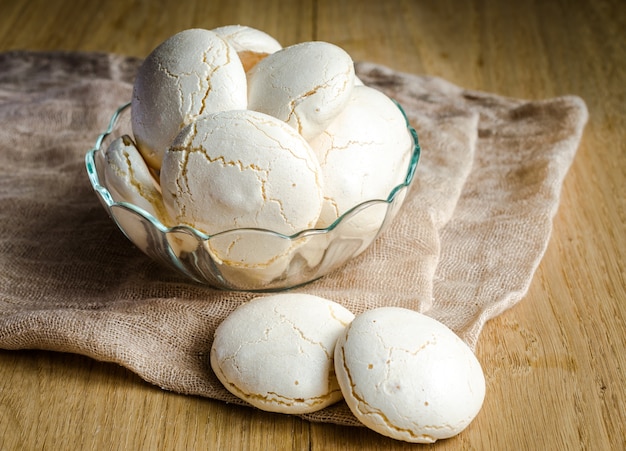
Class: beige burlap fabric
0,51,588,426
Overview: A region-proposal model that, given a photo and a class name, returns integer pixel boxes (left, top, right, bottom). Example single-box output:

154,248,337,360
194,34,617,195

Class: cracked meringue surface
103,134,170,224
210,293,355,414
161,109,323,236
310,85,414,229
131,28,248,170
160,108,324,273
246,41,355,141
334,307,486,443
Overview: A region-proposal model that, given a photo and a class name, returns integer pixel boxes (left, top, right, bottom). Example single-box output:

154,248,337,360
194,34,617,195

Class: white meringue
131,28,247,170
246,41,355,141
335,307,486,443
211,293,355,414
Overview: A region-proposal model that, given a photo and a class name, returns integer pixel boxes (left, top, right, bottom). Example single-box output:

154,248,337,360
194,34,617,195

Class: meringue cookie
334,307,486,443
211,293,355,414
161,109,323,235
102,135,174,257
310,85,414,229
103,135,170,224
211,24,282,71
246,41,355,140
160,109,323,268
131,28,247,170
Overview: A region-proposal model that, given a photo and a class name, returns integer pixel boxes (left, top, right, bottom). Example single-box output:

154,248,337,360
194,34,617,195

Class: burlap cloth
0,51,588,426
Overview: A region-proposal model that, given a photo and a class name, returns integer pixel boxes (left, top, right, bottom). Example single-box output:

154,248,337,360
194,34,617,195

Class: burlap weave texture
0,51,588,426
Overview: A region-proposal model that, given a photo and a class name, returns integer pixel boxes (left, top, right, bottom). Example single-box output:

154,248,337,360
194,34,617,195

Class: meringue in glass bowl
85,102,420,291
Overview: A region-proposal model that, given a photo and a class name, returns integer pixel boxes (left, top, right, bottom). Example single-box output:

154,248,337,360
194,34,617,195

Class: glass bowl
85,103,420,291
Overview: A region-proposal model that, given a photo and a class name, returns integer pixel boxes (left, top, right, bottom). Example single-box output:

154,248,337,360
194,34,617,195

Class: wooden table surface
1,0,624,449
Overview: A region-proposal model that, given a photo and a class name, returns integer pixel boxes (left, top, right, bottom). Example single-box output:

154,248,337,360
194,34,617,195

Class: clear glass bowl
85,103,420,291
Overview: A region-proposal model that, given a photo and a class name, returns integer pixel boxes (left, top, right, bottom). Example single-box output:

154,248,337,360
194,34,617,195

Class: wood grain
0,0,624,449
